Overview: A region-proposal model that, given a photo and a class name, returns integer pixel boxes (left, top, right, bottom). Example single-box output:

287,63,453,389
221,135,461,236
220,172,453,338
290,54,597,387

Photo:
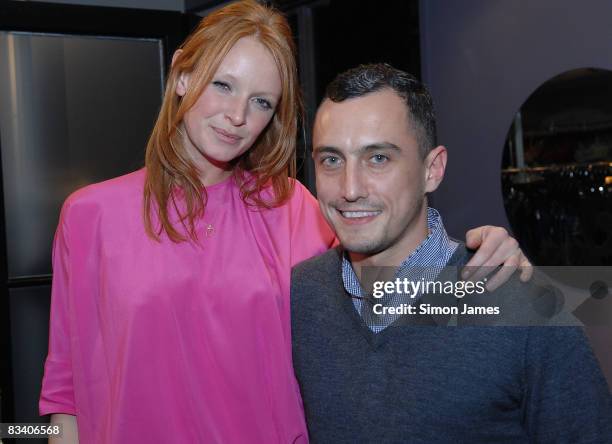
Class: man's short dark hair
324,63,437,157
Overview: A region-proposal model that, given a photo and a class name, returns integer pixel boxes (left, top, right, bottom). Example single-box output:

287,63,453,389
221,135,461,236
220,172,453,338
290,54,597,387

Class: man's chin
337,238,383,256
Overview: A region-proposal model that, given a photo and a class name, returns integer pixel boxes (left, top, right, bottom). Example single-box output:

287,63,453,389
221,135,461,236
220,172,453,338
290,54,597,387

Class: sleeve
523,326,612,442
39,200,76,415
288,181,337,267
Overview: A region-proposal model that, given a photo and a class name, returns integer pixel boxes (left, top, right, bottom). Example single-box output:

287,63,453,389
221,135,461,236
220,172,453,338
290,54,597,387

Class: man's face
313,88,444,264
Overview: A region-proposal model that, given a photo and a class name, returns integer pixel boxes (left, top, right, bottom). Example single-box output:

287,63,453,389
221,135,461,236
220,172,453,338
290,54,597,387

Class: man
291,64,612,442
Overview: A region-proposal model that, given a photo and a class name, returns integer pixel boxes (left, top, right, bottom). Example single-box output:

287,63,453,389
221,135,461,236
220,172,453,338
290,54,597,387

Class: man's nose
341,162,367,202
225,96,247,126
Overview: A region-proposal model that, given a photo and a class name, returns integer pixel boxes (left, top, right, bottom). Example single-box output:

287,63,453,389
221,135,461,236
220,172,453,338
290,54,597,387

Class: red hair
144,0,300,242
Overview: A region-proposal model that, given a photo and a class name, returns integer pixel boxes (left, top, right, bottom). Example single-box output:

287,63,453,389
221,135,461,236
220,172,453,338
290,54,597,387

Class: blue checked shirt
342,207,458,332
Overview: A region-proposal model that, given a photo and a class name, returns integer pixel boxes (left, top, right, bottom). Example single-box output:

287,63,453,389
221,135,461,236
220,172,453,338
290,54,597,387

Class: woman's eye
253,97,273,111
212,81,230,91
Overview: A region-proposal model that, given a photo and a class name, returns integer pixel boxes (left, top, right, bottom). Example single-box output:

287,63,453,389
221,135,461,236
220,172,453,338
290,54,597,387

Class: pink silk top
39,169,336,443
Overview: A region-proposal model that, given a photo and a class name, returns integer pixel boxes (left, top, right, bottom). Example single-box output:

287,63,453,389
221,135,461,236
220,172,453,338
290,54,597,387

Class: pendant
206,224,214,237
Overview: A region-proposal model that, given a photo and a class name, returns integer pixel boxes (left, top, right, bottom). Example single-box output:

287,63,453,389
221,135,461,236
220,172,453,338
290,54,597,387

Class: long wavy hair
144,0,300,242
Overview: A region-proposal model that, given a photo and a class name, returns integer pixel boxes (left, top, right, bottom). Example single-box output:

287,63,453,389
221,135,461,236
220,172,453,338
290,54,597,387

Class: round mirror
501,68,612,266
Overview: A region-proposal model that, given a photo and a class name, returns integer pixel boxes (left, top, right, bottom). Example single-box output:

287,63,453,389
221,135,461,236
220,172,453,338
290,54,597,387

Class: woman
40,1,528,443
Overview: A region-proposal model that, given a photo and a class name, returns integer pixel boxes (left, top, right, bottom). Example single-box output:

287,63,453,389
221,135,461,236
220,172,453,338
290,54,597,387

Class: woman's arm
42,203,78,437
463,225,532,290
49,414,78,444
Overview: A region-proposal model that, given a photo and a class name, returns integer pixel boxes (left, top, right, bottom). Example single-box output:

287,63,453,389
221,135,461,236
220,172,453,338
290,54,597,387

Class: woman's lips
212,126,243,145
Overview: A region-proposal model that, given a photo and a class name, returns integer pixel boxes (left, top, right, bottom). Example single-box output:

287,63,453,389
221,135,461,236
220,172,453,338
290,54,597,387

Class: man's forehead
317,90,407,124
313,90,413,147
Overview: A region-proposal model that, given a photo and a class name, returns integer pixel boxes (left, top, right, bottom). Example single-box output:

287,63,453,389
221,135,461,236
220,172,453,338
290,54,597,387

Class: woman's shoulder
61,168,145,217
246,173,314,206
285,178,318,210
287,177,312,196
252,175,329,229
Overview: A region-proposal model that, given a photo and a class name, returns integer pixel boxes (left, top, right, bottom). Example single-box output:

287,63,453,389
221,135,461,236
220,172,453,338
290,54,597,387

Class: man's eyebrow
362,142,401,153
313,142,401,155
313,146,342,155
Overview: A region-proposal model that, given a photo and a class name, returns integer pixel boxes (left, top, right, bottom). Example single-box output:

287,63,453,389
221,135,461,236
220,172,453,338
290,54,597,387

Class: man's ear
424,145,447,193
172,49,190,97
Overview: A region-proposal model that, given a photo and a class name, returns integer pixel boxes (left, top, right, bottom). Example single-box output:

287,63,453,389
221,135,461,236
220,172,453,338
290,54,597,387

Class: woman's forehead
213,36,282,96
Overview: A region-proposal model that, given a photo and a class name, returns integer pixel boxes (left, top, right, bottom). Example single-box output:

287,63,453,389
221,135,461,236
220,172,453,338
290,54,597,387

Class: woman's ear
172,49,189,97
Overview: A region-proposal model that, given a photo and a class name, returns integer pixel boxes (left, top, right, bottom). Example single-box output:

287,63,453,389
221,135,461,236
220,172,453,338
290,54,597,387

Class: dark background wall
3,0,610,433
420,0,612,386
420,0,612,237
1,0,423,429
0,2,187,433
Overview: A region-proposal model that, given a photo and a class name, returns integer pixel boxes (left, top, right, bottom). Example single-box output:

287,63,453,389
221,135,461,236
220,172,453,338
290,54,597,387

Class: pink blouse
39,169,336,443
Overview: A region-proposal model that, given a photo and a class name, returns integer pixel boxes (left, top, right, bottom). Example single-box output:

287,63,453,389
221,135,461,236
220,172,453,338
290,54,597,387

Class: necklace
205,224,214,237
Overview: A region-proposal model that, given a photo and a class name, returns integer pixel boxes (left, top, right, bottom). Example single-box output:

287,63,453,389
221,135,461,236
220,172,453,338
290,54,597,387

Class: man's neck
348,205,429,280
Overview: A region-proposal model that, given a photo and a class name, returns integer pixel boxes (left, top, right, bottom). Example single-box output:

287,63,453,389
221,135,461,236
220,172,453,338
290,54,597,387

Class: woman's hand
463,225,532,291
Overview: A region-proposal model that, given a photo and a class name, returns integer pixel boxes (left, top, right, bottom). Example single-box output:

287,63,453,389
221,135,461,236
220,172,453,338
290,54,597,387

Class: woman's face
176,36,282,182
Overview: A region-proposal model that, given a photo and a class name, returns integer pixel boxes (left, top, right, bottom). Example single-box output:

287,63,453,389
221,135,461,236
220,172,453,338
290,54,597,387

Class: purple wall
420,0,612,388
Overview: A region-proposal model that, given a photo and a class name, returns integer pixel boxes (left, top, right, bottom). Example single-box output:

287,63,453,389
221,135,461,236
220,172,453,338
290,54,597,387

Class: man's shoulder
292,246,342,276
291,242,475,286
292,247,343,285
447,241,473,266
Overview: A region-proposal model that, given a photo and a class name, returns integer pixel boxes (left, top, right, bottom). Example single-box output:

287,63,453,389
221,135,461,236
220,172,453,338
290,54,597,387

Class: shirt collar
341,207,458,296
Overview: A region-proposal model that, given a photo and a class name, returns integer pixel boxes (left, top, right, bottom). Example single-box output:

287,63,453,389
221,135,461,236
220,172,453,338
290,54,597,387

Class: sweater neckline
334,244,473,349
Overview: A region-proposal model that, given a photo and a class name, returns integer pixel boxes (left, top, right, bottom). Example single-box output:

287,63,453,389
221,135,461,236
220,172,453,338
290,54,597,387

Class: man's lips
336,209,382,224
212,126,243,144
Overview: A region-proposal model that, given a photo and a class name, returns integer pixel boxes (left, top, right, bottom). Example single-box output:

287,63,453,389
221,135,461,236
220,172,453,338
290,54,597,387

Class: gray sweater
291,245,612,443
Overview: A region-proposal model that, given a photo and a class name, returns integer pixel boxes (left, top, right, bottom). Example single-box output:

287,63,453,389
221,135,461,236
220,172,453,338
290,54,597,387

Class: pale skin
48,41,531,443
49,414,78,444
174,36,282,186
47,36,283,444
313,89,531,290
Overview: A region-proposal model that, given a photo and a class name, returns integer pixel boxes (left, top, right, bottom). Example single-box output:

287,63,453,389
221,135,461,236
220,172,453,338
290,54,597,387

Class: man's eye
212,80,230,91
321,156,341,167
253,97,273,111
371,154,389,164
